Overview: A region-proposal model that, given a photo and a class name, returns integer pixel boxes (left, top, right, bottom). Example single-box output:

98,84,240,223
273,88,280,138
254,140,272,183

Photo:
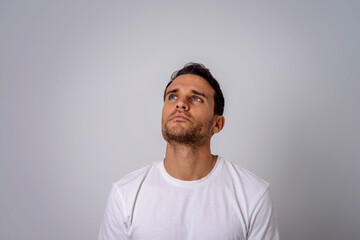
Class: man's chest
127,184,248,240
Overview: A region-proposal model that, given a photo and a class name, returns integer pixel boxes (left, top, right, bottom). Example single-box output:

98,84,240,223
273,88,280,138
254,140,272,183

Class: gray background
1,1,359,239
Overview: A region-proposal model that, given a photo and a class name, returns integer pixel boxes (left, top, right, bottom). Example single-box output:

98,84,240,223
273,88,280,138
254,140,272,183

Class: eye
169,94,177,100
192,96,202,102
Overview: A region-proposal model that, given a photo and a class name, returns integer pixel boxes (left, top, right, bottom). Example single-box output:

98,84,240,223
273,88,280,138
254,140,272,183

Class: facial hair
162,110,214,147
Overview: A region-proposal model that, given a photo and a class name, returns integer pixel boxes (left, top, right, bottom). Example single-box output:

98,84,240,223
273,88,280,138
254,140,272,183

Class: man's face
161,74,217,147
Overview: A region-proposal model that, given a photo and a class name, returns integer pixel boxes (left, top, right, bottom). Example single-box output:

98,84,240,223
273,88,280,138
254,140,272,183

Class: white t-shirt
99,156,279,240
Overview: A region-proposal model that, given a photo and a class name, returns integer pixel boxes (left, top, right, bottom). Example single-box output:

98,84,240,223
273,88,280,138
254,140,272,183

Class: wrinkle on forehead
167,74,215,100
165,88,208,99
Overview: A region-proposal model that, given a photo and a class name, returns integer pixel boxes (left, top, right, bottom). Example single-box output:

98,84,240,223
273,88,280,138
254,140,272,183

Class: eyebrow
165,88,179,96
165,88,208,99
191,90,207,99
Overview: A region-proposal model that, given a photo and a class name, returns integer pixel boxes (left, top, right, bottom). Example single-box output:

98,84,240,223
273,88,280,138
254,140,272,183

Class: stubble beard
162,114,214,148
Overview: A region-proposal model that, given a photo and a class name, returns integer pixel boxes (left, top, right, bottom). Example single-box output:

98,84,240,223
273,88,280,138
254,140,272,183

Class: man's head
163,63,225,116
161,63,225,148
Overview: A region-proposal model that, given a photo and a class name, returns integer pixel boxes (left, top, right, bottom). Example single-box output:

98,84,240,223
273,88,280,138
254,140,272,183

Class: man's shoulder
113,161,159,191
220,157,270,196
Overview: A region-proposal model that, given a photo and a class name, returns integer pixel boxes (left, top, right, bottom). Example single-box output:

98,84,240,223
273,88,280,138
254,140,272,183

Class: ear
212,115,225,134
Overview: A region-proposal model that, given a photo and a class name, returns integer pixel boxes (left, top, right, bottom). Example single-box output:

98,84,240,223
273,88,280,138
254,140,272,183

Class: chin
168,126,187,136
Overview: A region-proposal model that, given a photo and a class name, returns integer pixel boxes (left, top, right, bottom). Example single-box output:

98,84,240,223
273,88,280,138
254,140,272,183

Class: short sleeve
247,187,280,240
98,184,130,240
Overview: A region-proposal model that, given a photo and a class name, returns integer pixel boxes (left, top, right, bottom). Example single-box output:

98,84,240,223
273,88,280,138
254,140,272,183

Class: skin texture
161,74,225,181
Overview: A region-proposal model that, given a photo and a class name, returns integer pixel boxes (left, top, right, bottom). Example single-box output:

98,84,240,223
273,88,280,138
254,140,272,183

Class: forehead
167,74,215,95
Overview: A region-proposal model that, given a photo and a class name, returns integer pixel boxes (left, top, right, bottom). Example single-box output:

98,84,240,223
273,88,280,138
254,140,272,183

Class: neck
164,141,217,181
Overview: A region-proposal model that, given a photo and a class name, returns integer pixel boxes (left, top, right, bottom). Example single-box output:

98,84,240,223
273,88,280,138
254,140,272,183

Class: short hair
163,62,225,116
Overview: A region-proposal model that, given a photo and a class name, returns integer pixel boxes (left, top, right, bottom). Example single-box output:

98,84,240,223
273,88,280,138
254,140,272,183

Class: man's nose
176,99,189,111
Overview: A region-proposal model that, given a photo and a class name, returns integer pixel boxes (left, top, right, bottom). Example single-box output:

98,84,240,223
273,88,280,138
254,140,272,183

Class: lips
170,114,191,121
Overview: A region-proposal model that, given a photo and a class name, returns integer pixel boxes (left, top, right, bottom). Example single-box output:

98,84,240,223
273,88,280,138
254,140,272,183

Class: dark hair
163,62,225,116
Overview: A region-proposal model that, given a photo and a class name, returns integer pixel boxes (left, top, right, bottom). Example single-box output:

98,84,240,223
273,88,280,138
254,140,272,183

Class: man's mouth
170,114,191,121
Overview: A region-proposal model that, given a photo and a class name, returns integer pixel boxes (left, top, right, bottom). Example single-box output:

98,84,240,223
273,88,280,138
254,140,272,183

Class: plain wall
1,1,359,239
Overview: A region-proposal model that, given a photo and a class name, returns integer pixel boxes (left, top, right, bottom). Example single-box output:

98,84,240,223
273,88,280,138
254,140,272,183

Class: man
99,63,279,240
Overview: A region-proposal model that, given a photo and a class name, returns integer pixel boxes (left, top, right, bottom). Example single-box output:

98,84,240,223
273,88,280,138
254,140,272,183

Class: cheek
161,105,171,120
204,111,216,125
196,111,213,124
161,108,166,121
